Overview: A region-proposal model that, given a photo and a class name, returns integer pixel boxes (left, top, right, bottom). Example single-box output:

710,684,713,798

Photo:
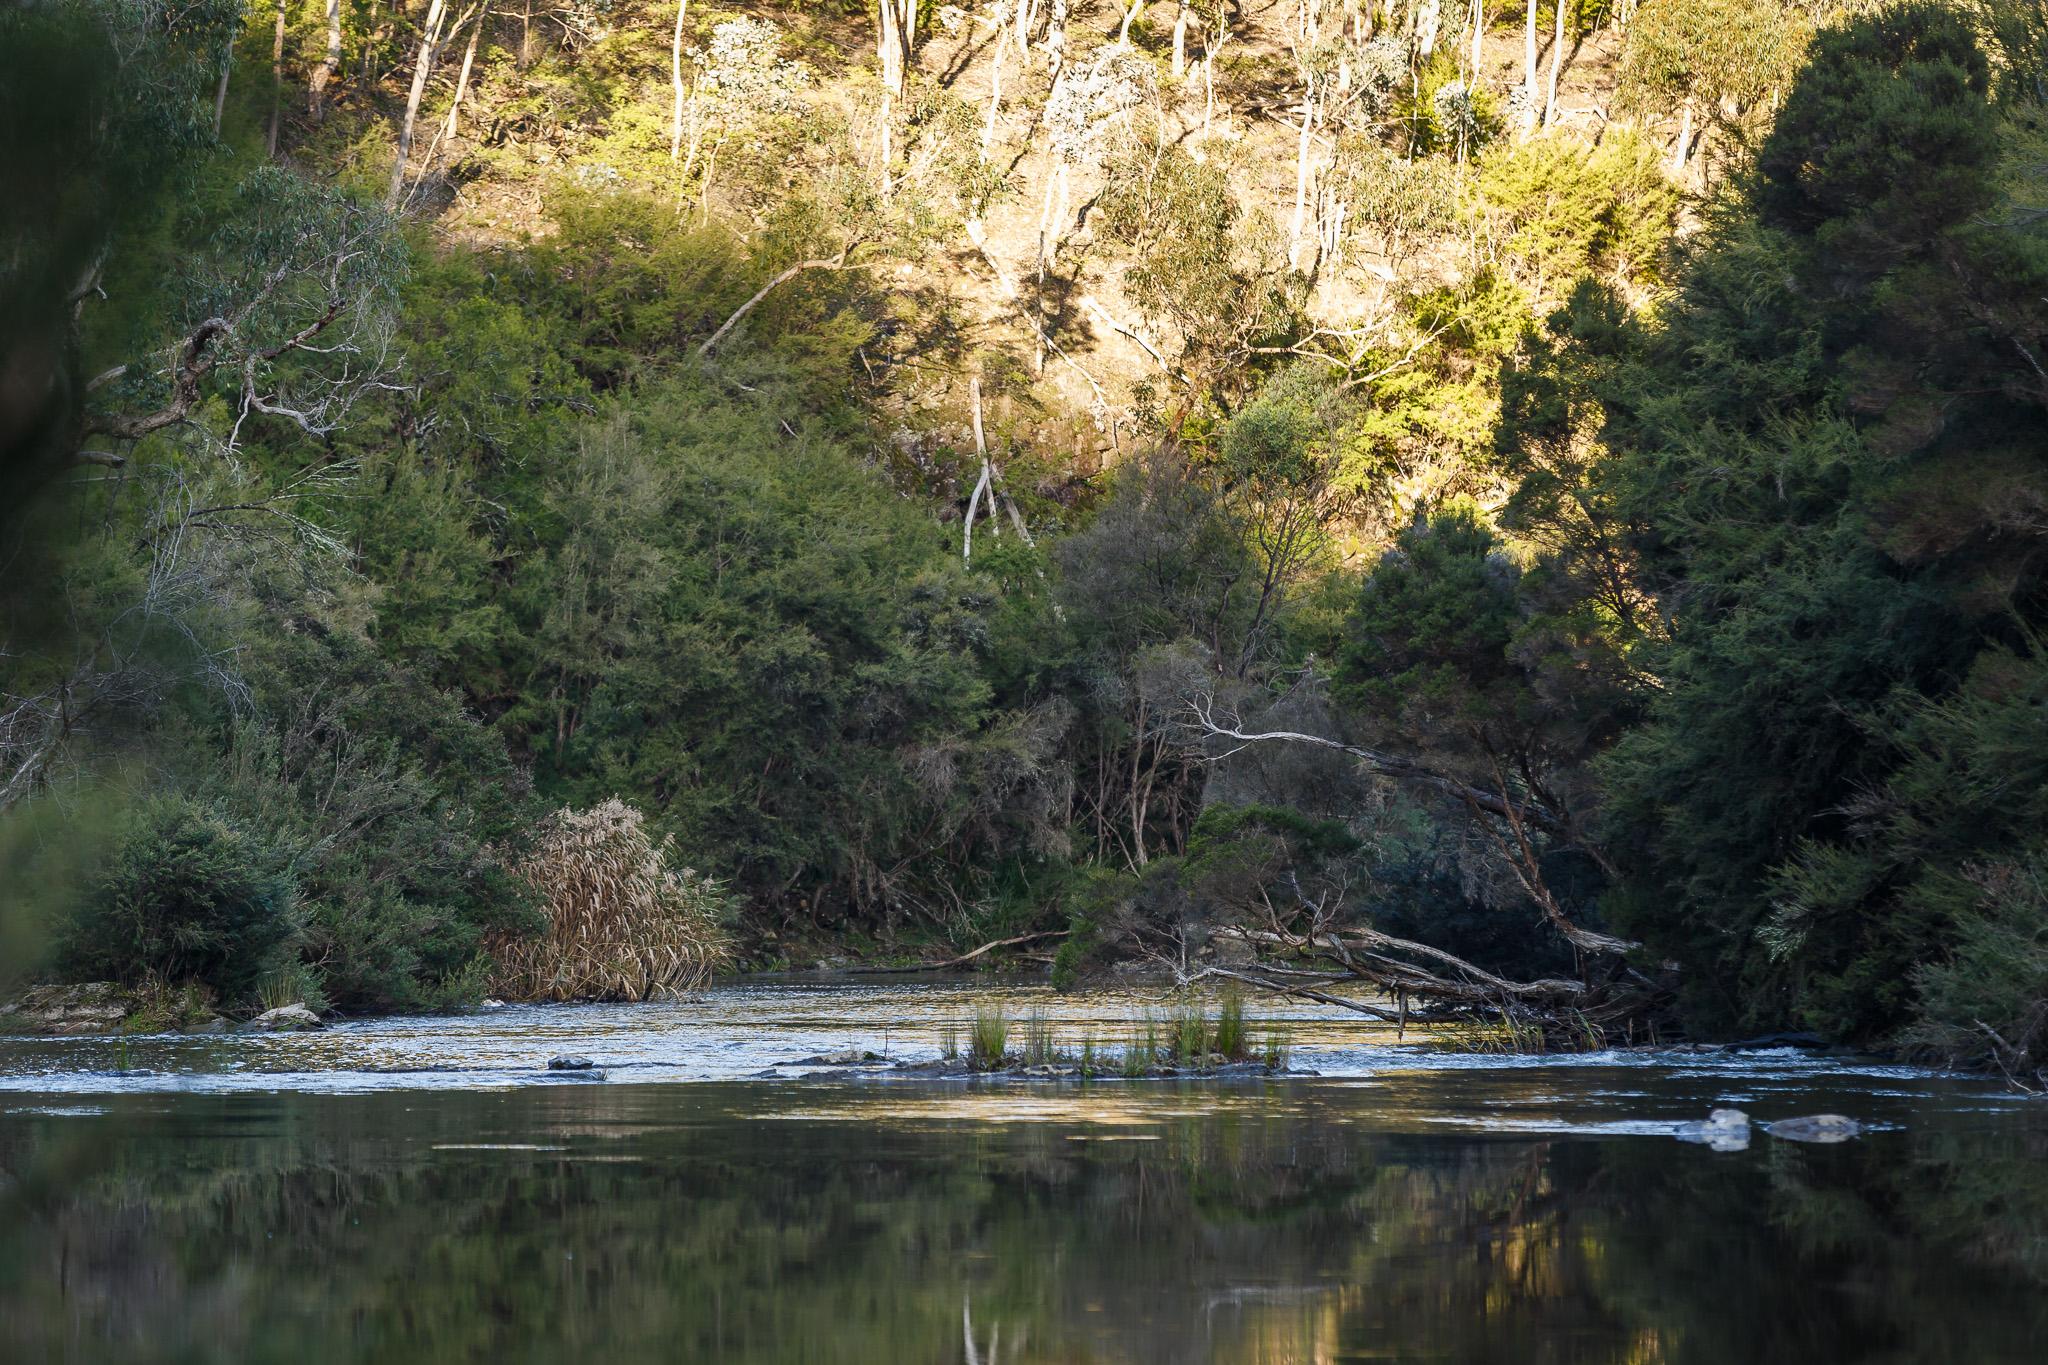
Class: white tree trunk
388,0,452,208
1542,0,1564,127
311,0,342,120
443,12,483,141
1470,0,1484,83
671,0,688,160
879,0,917,96
1172,3,1188,78
1520,0,1539,136
1289,74,1317,270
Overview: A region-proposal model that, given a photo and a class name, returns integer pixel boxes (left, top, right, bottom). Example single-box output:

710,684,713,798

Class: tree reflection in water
0,1082,2042,1363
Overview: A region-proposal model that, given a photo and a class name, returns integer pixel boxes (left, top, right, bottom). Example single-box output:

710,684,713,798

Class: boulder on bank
244,1003,323,1032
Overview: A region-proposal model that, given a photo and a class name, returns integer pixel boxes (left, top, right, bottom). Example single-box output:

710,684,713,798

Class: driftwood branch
845,930,1070,974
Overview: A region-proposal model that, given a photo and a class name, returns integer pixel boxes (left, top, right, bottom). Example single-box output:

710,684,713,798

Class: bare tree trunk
1172,2,1188,78
214,50,231,136
311,0,342,120
697,254,856,357
1520,0,1538,136
1469,0,1484,82
963,377,991,564
441,12,483,142
1288,72,1317,270
1541,0,1564,127
670,0,688,160
387,0,452,209
1119,0,1144,45
268,0,287,156
878,0,916,96
1671,96,1691,176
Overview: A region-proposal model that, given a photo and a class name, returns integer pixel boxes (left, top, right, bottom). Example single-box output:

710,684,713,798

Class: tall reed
489,799,728,1002
1214,988,1247,1060
969,1006,1009,1069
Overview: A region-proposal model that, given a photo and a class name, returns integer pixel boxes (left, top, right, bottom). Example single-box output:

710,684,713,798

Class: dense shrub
60,799,299,1005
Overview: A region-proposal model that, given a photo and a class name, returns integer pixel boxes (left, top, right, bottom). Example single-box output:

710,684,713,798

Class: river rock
244,1004,323,1032
1766,1114,1863,1144
0,983,133,1035
1675,1107,1752,1152
547,1054,596,1070
793,1048,884,1066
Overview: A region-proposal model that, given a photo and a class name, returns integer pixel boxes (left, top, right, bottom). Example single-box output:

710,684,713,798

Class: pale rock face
244,1004,323,1031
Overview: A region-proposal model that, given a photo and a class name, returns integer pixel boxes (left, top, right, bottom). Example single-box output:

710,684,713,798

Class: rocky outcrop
243,1004,324,1032
0,983,131,1035
2,982,227,1036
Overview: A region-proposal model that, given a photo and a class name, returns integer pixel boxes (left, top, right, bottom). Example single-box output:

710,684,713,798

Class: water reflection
1,1079,2043,1363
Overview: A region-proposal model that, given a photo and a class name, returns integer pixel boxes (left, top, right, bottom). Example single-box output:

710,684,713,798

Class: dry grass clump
489,799,728,1002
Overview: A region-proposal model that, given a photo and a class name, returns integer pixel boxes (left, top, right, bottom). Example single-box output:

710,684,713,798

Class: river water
1,979,2042,1362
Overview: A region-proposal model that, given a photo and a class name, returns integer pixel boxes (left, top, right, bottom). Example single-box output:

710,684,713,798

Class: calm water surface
1,980,2042,1363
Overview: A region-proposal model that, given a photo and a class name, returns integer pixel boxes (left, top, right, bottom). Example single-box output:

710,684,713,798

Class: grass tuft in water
1261,1026,1292,1071
1170,1002,1209,1064
1214,988,1247,1060
938,1022,959,1061
1021,1008,1057,1065
1440,1008,1546,1055
969,1006,1009,1069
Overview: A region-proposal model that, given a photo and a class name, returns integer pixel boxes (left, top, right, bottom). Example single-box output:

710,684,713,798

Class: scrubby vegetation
1,0,2043,1080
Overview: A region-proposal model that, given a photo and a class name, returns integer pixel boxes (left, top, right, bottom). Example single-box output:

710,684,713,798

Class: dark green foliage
532,377,993,920
1587,2,2048,1040
61,799,298,1004
1754,3,1996,269
1340,509,1520,728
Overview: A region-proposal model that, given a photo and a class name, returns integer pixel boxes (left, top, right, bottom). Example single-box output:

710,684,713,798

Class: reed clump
1022,1008,1055,1065
1438,1008,1548,1055
1214,988,1247,1060
489,799,729,1002
969,1005,1009,1068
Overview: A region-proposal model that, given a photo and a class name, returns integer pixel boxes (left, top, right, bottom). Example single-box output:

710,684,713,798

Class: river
1,978,2042,1362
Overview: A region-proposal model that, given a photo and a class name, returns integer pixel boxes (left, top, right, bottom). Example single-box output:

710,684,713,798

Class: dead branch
844,929,1070,974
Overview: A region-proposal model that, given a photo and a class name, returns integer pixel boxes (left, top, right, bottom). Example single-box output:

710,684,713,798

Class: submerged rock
1675,1108,1752,1152
244,1004,323,1032
792,1048,885,1066
547,1054,596,1070
1767,1114,1864,1144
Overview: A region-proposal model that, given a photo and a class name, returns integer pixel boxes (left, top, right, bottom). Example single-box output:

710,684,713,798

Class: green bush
60,799,299,1005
